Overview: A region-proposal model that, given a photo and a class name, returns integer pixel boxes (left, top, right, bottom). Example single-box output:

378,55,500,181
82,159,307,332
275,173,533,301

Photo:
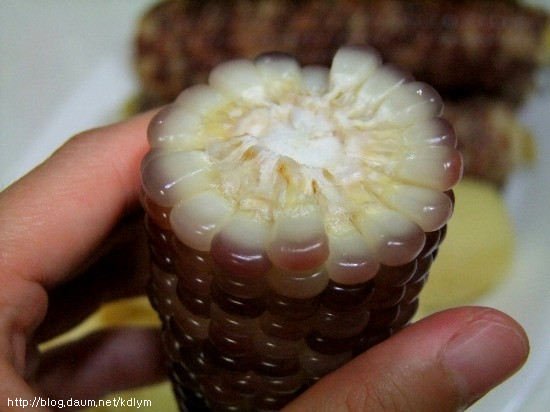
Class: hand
283,306,528,412
0,112,529,412
0,111,163,410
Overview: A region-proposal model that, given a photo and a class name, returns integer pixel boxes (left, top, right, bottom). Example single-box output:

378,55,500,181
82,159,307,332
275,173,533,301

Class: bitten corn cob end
142,45,463,412
142,46,462,283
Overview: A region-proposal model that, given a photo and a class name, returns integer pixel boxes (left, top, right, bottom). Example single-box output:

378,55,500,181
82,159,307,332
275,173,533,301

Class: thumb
283,306,529,412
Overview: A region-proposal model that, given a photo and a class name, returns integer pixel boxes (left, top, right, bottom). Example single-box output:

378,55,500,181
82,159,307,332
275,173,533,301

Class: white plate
2,1,549,411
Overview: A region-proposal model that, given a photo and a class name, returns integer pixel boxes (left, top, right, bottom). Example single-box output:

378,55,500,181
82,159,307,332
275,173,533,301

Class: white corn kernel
208,59,265,102
329,45,381,91
170,191,234,251
325,230,380,284
255,53,302,98
358,208,426,266
147,105,203,149
301,65,330,95
373,82,443,126
380,185,453,232
402,118,457,148
395,146,463,191
174,84,229,115
141,150,213,207
267,206,329,271
355,65,412,111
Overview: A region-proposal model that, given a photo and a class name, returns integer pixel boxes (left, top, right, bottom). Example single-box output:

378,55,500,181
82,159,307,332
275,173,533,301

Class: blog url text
7,396,152,409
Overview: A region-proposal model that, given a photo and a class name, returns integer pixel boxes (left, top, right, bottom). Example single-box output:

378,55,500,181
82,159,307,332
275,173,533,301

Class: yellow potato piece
418,178,515,315
90,382,178,412
97,296,160,327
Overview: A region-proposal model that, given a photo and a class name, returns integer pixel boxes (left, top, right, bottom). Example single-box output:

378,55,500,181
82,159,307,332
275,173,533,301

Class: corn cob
135,0,550,105
445,97,533,187
141,46,462,412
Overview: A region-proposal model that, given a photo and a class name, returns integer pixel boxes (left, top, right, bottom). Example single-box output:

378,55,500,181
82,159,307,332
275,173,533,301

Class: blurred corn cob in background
133,0,548,187
135,0,550,104
444,98,534,186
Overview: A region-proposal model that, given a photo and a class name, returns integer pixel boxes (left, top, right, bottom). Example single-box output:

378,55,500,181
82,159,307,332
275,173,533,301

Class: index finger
0,109,157,287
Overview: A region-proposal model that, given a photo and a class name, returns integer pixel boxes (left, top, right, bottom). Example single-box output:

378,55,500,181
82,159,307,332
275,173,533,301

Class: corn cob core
142,46,462,411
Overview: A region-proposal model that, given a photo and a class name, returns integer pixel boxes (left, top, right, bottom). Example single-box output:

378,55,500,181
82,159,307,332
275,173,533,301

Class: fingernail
443,317,529,404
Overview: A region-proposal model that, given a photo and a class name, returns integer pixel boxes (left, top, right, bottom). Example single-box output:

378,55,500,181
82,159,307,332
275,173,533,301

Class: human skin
0,110,529,412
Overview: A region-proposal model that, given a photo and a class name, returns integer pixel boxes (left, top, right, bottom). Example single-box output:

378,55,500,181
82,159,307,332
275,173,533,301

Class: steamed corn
141,46,462,411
